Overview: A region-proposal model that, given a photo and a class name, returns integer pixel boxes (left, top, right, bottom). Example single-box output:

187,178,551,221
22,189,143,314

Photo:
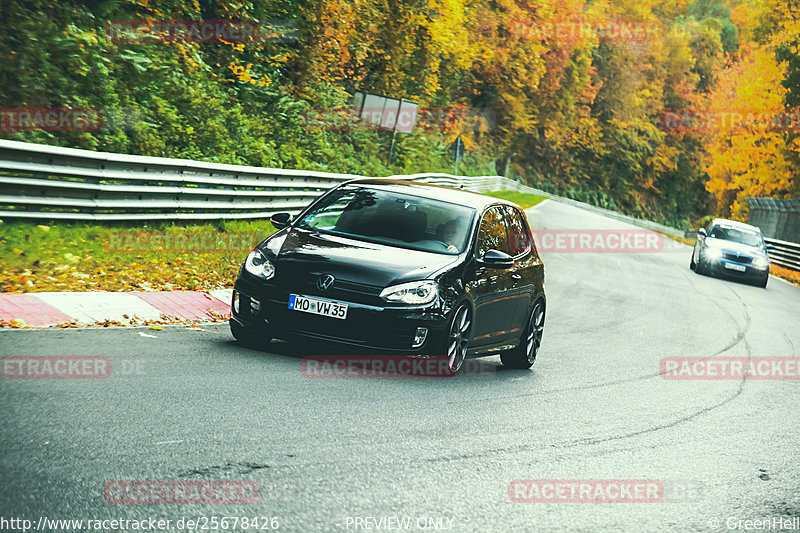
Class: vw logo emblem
317,274,335,291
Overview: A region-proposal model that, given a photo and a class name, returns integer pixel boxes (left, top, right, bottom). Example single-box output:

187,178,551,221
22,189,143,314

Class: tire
689,254,696,271
230,320,267,347
758,275,768,288
501,299,545,369
443,304,471,374
695,257,708,276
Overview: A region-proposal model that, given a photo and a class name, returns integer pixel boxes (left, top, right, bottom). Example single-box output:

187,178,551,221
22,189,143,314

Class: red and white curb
0,289,233,327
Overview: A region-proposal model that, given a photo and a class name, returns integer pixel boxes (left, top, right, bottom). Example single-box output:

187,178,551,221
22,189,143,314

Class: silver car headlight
753,255,769,268
704,245,724,260
380,280,438,305
244,249,275,280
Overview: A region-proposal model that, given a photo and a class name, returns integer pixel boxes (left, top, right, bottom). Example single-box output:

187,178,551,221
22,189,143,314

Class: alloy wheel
525,301,545,364
447,305,471,373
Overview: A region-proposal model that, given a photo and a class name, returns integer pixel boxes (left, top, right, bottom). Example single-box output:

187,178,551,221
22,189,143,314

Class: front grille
334,280,382,295
723,253,753,264
297,276,383,305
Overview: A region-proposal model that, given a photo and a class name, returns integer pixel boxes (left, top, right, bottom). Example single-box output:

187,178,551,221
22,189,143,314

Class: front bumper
231,274,450,353
703,253,769,282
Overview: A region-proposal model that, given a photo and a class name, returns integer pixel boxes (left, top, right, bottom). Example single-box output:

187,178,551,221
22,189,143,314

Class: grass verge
0,220,276,293
0,190,544,294
483,190,548,209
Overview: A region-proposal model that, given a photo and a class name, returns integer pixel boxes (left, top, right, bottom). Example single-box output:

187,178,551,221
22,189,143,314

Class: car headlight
244,249,275,280
753,255,769,268
380,280,438,305
704,245,724,260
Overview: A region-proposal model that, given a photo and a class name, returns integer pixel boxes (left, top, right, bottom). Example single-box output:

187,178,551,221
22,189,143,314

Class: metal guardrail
0,139,357,221
0,139,683,237
0,139,511,222
3,140,796,269
765,238,800,271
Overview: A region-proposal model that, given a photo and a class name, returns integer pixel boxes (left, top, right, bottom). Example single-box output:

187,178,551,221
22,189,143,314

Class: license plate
724,262,746,272
288,294,348,319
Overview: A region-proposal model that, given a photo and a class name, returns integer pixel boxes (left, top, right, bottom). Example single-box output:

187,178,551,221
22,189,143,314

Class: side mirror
480,249,514,269
765,243,775,250
270,212,292,229
697,228,707,237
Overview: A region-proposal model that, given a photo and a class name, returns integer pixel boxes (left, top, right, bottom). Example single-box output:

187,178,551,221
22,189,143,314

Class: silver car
690,218,771,288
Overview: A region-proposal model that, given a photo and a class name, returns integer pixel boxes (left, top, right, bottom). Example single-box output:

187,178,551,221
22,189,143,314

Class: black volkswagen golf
230,179,546,373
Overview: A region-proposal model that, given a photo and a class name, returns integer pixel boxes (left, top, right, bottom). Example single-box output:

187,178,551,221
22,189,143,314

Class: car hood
266,228,460,288
706,239,765,257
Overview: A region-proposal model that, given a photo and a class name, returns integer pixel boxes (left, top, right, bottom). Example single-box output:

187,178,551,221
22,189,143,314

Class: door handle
509,273,522,288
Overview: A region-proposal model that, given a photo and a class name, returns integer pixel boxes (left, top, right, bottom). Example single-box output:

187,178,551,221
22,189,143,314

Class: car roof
343,178,516,210
711,218,761,233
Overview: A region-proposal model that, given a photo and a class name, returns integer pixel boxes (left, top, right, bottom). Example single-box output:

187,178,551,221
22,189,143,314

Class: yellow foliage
704,46,797,220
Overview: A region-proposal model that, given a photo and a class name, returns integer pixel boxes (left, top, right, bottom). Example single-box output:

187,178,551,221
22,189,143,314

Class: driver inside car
436,218,466,253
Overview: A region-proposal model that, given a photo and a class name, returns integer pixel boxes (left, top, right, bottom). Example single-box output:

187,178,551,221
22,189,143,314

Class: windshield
297,186,475,254
708,225,763,247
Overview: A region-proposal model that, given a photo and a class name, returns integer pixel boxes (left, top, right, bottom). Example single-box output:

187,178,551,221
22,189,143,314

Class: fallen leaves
1,253,241,293
771,264,800,287
0,318,29,328
46,310,231,329
1,221,274,294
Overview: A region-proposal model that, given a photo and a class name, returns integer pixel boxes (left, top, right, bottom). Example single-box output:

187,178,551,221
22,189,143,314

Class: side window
503,206,532,256
476,207,510,259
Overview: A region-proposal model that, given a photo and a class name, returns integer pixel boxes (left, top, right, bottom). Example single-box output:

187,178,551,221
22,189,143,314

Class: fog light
412,327,429,348
250,298,261,314
232,291,240,314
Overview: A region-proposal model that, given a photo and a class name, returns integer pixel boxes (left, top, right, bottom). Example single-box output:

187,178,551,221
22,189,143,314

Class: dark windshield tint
297,186,475,254
708,225,763,247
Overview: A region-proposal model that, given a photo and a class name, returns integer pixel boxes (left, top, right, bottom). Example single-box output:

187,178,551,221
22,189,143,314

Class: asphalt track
1,200,799,532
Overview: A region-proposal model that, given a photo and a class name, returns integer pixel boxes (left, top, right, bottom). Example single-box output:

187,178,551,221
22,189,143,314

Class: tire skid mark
425,340,754,465
784,332,795,356
562,351,750,447
456,280,751,407
429,289,756,463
